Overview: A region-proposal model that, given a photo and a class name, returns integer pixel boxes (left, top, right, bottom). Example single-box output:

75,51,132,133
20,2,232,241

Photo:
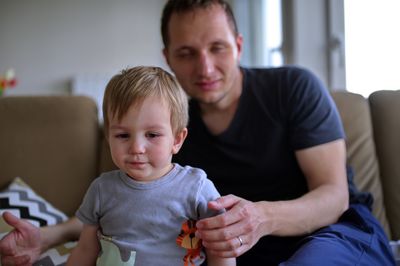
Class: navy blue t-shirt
173,66,371,264
174,66,363,200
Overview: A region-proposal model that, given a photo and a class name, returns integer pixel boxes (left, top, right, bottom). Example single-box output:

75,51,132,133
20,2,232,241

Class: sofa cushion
331,91,391,238
0,96,99,216
369,90,400,240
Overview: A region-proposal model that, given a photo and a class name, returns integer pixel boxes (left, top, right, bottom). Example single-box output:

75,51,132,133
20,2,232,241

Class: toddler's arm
66,224,100,266
206,250,236,266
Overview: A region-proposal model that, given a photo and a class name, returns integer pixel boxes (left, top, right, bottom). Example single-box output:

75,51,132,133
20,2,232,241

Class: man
0,0,395,265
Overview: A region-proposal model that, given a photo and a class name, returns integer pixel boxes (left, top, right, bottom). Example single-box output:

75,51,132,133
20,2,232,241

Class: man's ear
236,33,244,61
172,128,188,154
162,48,170,66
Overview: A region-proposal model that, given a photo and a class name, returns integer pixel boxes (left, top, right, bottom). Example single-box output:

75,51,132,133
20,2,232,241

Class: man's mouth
196,79,220,91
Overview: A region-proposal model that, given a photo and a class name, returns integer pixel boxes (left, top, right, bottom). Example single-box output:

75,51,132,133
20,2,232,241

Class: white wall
0,0,166,95
0,0,341,96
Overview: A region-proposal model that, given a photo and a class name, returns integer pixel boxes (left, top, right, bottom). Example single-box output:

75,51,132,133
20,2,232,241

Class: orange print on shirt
176,219,203,266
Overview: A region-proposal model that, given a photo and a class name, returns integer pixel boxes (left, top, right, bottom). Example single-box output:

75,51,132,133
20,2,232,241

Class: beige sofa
0,90,399,241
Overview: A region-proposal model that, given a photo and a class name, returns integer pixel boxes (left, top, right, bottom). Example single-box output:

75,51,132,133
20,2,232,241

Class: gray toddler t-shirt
76,163,221,266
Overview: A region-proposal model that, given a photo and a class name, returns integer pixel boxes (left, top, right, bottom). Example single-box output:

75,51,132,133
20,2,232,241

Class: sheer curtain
230,0,283,67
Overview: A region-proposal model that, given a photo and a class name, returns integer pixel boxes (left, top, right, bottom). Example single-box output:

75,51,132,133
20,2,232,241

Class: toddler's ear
172,128,188,154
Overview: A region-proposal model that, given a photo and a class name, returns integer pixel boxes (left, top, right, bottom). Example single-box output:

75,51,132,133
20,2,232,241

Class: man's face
163,4,243,107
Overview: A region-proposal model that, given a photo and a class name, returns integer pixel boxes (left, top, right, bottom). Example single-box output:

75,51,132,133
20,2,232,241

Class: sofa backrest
2,92,397,239
98,130,117,173
0,96,99,216
369,90,400,240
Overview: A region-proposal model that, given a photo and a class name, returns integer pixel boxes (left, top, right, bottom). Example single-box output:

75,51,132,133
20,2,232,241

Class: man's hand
0,211,42,266
196,195,269,258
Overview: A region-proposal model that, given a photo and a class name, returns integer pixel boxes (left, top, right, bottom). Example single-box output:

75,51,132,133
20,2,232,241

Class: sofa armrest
369,90,400,240
331,91,391,238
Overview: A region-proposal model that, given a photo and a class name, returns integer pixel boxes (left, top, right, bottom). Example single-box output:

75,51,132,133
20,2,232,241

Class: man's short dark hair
161,0,238,48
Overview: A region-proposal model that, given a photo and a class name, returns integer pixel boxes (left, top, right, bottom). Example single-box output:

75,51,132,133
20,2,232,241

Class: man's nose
197,52,214,77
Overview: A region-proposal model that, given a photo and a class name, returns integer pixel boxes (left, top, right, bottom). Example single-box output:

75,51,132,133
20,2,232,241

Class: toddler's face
107,96,184,182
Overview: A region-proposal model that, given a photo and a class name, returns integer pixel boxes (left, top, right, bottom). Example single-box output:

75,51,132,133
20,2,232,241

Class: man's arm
254,139,349,236
40,216,83,252
196,139,349,258
0,212,83,265
280,138,349,234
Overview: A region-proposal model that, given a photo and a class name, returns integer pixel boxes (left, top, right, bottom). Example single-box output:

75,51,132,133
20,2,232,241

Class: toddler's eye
146,132,159,139
116,133,129,139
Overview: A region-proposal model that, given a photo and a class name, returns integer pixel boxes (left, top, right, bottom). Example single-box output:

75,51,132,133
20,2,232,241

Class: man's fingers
208,194,240,210
2,211,32,234
3,211,22,227
197,195,245,232
0,237,16,256
1,254,31,266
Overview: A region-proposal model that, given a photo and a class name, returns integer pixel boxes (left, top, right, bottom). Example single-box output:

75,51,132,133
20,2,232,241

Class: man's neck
199,68,243,135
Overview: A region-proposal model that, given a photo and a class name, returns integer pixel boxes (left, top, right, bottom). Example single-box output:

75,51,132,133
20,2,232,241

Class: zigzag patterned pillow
0,177,76,266
0,177,67,227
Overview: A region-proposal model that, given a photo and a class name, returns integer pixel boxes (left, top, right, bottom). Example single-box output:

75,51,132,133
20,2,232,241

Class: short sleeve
196,178,223,219
75,178,101,225
285,67,345,149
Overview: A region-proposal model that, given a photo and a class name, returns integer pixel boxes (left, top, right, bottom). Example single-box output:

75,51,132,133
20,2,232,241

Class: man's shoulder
241,65,316,100
245,65,326,98
242,65,316,82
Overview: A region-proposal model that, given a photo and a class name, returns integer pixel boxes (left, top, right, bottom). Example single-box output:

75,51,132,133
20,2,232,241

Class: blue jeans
280,204,395,266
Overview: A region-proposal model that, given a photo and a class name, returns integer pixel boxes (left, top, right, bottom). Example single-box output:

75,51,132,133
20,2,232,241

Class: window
344,0,400,97
231,0,283,67
262,0,283,66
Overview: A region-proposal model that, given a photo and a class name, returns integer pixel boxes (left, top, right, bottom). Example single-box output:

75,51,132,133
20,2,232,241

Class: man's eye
211,45,226,53
176,50,194,58
115,133,129,139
